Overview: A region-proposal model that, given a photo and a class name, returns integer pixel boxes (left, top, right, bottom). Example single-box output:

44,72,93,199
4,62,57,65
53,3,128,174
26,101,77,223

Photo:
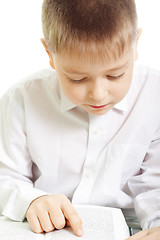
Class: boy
0,0,160,239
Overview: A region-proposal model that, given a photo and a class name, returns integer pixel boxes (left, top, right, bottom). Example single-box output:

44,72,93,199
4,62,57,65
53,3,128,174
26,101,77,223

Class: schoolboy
0,0,160,239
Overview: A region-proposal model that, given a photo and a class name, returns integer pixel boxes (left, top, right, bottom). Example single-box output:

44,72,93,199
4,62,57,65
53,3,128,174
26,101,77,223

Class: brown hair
42,0,138,59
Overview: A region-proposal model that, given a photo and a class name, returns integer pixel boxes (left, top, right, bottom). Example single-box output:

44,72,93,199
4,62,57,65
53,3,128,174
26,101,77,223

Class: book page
112,208,130,240
0,216,43,240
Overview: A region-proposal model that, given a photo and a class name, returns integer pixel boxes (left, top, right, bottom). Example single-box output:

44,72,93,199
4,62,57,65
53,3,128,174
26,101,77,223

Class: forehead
54,41,134,72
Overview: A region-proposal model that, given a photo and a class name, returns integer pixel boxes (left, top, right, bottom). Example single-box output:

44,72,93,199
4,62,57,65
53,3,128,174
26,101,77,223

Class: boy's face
52,45,137,115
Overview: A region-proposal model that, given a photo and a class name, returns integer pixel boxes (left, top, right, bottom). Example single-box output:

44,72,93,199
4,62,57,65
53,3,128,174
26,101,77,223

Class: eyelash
69,73,125,84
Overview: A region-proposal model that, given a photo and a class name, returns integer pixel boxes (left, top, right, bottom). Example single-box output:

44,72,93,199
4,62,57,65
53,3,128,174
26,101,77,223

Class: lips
89,104,109,109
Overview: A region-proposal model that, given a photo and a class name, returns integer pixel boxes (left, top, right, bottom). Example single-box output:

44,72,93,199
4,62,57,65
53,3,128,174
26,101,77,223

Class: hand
26,194,83,236
127,227,160,240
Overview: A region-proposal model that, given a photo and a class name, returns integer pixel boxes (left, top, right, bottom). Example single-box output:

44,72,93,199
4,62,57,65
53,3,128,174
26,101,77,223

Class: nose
88,79,108,102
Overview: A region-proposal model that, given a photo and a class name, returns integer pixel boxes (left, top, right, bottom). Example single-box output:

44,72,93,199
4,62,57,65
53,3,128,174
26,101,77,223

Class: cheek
71,87,87,102
62,83,87,103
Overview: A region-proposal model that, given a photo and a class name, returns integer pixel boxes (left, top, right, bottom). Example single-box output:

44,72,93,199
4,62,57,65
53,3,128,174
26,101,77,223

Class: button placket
72,114,107,204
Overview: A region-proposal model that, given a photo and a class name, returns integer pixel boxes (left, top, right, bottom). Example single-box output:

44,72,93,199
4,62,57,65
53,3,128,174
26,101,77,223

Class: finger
142,232,160,240
38,211,55,233
128,227,160,240
128,229,149,240
49,207,66,230
27,214,43,233
66,219,71,227
62,203,83,237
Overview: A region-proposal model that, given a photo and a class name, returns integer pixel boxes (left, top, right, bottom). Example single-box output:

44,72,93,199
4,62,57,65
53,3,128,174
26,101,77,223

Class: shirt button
85,169,93,178
93,128,101,135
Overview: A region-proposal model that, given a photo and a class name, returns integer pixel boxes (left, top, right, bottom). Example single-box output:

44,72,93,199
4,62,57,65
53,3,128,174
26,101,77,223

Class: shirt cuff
149,218,160,228
134,189,160,229
2,182,48,221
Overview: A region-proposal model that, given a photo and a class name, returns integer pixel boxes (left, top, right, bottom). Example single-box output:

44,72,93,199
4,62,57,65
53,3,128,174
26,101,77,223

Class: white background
0,0,160,97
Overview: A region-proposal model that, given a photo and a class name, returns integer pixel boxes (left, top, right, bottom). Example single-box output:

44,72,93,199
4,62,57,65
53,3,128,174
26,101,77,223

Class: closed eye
106,73,125,80
69,77,87,84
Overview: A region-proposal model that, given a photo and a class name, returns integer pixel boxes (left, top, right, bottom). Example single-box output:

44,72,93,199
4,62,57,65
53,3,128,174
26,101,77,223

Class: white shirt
0,65,160,229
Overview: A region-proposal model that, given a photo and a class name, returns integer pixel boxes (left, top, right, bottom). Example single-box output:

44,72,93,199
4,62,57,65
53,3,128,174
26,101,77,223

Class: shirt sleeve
128,128,160,229
0,88,48,221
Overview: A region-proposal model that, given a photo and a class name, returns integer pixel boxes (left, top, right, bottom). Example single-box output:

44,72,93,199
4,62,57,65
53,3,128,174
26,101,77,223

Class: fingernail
77,229,83,236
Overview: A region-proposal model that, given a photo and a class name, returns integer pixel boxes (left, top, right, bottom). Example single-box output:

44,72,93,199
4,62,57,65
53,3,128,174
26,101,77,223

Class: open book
0,205,129,240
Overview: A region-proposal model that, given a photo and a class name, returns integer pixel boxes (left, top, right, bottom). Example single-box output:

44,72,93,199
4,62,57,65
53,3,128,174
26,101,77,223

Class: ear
40,38,55,69
134,28,142,61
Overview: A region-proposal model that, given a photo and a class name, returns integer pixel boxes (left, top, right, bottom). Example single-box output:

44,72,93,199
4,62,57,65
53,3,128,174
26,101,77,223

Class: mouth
88,104,109,109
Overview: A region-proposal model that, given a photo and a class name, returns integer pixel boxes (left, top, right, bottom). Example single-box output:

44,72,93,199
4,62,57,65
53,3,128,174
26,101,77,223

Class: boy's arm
126,129,160,240
128,128,160,229
0,89,48,221
0,89,83,236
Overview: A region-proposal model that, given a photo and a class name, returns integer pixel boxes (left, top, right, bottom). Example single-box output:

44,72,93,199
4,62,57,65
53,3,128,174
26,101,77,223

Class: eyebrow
63,69,87,75
107,61,129,72
63,60,129,75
